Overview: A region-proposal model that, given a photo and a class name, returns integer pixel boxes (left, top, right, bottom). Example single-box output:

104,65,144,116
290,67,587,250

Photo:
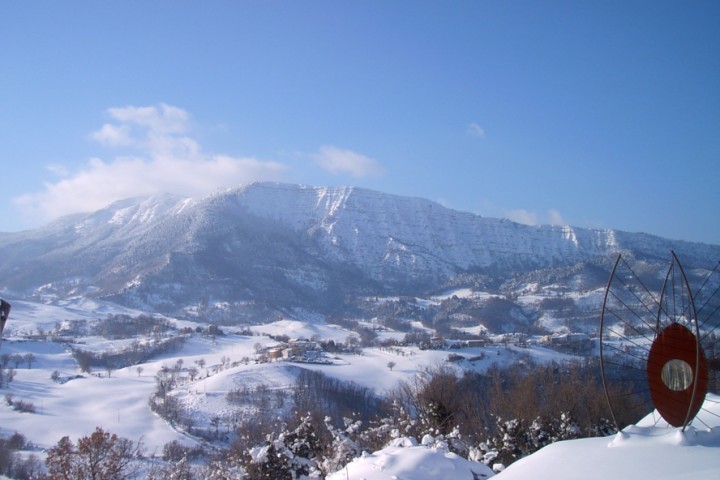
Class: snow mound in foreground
326,394,720,480
495,392,720,479
326,437,493,480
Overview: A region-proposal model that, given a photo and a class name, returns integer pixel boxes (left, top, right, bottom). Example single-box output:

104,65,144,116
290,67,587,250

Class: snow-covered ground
325,394,720,479
1,298,719,479
0,335,194,450
0,300,453,452
494,393,720,479
251,318,351,343
327,436,494,480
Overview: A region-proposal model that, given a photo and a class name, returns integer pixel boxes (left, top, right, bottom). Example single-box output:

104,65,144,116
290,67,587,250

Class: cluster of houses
258,331,594,364
458,331,594,354
539,333,594,353
262,339,333,364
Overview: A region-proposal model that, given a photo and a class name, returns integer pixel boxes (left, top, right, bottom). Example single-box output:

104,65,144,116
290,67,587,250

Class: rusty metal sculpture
600,252,719,431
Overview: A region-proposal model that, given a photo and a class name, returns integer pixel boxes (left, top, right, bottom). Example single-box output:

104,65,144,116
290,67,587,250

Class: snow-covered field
250,318,351,343
0,300,544,452
1,298,719,479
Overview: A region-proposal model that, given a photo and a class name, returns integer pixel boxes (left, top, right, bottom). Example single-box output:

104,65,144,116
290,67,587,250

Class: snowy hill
0,295,718,479
0,182,718,325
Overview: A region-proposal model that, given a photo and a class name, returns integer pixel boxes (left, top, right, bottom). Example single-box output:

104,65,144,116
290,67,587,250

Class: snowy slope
494,393,720,480
216,183,717,274
1,299,719,479
0,299,574,454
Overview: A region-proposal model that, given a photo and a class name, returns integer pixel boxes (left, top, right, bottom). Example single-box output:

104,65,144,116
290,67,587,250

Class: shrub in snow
479,411,588,471
419,427,468,457
478,416,530,469
145,456,194,480
527,416,555,450
244,443,292,479
162,440,206,462
589,417,615,437
320,416,363,475
4,394,37,414
0,432,42,479
557,411,581,440
240,413,324,479
198,461,244,480
280,413,324,478
0,365,15,387
355,401,417,453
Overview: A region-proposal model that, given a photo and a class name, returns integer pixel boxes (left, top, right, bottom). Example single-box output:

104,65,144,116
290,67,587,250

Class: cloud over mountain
14,104,388,225
15,104,288,222
312,145,383,177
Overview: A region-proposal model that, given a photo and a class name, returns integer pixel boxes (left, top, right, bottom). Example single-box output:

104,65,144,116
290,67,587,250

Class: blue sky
1,1,718,244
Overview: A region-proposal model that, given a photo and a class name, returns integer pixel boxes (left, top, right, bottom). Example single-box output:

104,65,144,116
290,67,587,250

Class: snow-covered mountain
0,182,718,319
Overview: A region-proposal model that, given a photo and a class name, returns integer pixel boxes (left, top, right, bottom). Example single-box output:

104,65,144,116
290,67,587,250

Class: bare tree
210,416,221,437
195,358,206,373
393,365,480,437
45,427,142,480
10,355,22,369
24,353,37,369
387,361,396,371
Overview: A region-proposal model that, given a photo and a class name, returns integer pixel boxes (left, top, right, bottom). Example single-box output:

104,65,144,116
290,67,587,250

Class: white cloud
506,208,567,227
90,104,197,154
312,145,383,177
506,209,537,225
15,104,287,222
107,103,190,134
548,209,565,226
46,164,70,177
91,123,133,147
467,123,485,138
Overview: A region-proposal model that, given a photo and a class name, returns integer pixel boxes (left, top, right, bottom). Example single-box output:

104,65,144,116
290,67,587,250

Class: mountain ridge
0,182,717,322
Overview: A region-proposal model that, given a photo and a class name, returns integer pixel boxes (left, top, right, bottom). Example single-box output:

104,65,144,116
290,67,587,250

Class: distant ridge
0,182,717,318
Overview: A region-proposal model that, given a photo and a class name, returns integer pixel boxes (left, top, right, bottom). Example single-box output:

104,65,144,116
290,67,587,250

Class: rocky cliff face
1,182,717,319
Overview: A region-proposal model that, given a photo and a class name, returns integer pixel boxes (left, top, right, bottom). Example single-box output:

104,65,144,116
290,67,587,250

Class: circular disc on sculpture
646,323,708,427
